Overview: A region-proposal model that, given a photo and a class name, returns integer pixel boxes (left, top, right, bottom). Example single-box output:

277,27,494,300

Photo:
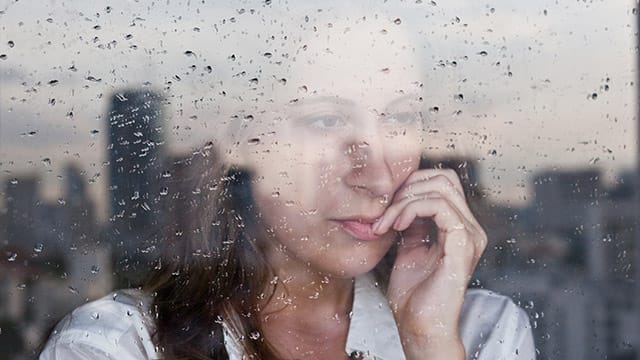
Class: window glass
1,1,638,359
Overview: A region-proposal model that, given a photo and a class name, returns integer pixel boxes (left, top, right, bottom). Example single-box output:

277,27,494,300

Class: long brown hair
144,147,280,359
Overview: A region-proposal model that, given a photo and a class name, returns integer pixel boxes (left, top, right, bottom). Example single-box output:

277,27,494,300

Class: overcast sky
0,0,637,221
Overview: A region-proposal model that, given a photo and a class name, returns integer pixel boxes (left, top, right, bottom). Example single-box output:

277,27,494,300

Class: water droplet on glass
393,18,402,25
271,191,280,198
33,243,44,253
90,312,100,320
8,40,14,48
429,106,439,114
91,265,100,274
7,253,17,262
478,50,488,56
68,286,78,294
454,93,464,102
41,158,51,166
48,79,59,86
249,331,261,340
248,138,260,145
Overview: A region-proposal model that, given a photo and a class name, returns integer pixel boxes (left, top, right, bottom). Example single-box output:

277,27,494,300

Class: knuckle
444,168,459,179
475,231,488,253
457,237,476,260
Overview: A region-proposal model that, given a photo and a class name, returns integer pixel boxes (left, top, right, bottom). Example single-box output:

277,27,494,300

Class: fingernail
372,217,383,233
392,218,401,231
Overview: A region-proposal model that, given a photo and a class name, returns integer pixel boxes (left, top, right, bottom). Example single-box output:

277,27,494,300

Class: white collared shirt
40,273,535,359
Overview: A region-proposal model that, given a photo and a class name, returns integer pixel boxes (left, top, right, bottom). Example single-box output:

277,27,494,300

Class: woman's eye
307,114,347,129
382,112,419,125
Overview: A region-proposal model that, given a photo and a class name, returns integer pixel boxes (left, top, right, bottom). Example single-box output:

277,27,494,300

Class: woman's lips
337,220,380,241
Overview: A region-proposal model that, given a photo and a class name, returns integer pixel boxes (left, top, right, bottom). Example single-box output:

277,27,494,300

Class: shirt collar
345,273,406,360
224,272,406,360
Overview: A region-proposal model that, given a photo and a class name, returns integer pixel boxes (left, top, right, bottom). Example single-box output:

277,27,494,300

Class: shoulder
460,289,536,360
39,289,160,360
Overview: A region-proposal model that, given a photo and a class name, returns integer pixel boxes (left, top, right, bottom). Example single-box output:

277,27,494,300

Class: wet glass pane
1,1,638,359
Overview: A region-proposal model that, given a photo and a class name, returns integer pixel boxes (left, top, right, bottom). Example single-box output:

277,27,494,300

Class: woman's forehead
209,3,435,143
282,25,421,99
222,18,424,108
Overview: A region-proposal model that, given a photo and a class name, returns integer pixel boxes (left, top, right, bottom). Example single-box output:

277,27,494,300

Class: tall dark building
4,175,40,250
63,164,97,247
106,89,166,259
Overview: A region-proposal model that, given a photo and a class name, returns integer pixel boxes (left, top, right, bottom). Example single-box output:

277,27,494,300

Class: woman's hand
372,169,487,360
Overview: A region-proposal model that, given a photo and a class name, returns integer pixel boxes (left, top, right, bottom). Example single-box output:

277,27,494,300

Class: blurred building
106,89,167,267
62,164,97,247
4,175,40,252
477,167,638,359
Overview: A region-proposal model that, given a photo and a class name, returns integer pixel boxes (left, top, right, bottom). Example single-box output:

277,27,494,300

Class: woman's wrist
399,327,465,360
401,336,465,360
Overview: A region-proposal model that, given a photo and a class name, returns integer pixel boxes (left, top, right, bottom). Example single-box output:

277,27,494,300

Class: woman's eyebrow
385,93,419,109
287,94,418,109
287,96,356,108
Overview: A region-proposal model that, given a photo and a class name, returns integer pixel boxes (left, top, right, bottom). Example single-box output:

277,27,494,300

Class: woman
41,2,534,359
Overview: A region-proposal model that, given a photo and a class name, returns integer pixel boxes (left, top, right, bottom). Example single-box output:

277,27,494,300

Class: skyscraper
106,89,166,260
4,175,39,251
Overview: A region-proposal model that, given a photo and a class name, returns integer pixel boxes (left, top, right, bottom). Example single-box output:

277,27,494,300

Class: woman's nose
343,129,394,198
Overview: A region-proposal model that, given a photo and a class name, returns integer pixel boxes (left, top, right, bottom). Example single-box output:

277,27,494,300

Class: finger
393,169,484,234
401,168,466,199
374,182,477,237
392,175,479,231
392,197,480,267
392,196,467,234
373,192,430,235
373,192,486,265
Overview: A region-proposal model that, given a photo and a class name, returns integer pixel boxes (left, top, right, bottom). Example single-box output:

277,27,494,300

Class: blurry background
0,0,638,359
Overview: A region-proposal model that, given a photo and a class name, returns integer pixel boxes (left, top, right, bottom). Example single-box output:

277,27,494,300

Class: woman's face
234,19,427,278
